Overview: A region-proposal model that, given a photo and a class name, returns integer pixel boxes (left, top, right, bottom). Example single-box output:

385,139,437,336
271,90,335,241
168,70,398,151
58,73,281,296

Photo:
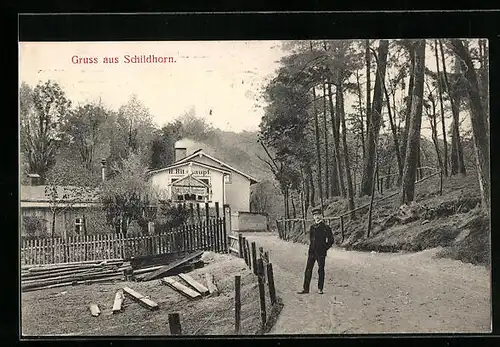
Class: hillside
282,174,490,267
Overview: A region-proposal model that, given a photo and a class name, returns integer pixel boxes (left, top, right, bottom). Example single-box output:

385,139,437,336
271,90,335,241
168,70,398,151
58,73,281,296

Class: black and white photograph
19,38,491,336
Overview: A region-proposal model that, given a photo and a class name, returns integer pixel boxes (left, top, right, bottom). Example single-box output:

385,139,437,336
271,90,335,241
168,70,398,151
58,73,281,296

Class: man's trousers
302,251,326,291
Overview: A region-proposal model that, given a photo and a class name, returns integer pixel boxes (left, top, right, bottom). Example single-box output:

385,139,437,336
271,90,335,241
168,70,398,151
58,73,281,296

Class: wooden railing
277,167,443,241
21,218,228,266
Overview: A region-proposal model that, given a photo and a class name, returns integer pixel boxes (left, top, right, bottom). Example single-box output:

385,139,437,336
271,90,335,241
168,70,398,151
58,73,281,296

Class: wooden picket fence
21,218,228,265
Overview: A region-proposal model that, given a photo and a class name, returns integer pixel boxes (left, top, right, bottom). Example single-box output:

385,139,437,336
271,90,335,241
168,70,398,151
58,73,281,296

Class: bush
22,216,49,239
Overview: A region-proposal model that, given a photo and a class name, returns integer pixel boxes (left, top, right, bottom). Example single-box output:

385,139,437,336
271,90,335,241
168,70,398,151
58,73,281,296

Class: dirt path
243,232,491,334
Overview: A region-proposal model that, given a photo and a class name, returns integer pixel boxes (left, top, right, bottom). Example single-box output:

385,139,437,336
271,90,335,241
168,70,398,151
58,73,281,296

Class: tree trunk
355,69,366,162
322,83,330,200
379,54,403,179
439,40,466,176
308,166,316,207
311,85,324,211
338,83,356,218
434,39,449,177
401,39,426,205
401,41,415,162
291,194,296,219
360,39,389,197
304,172,310,213
450,39,490,210
365,39,371,151
328,82,345,197
428,97,444,173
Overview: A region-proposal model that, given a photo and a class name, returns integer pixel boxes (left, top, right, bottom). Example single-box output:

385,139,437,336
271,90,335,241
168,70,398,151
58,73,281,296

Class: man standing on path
298,207,334,295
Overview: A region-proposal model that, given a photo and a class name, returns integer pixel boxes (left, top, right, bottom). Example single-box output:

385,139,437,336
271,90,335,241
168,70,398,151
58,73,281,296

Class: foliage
99,152,152,235
22,216,49,239
154,202,191,232
20,80,72,180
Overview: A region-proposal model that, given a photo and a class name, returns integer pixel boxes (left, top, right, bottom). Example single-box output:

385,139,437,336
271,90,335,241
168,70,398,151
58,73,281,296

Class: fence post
340,215,345,243
440,170,443,196
235,275,241,334
215,202,220,253
267,263,277,305
258,275,266,331
205,202,210,225
238,234,243,258
251,242,258,275
168,313,182,335
257,258,265,283
246,239,251,270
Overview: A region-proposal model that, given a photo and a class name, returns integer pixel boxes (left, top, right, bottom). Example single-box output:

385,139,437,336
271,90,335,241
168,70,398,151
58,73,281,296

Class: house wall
148,162,225,206
225,172,251,212
21,207,111,238
230,211,268,232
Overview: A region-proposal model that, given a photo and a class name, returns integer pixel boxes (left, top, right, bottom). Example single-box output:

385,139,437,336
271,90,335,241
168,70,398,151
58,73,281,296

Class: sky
19,41,284,132
19,39,481,135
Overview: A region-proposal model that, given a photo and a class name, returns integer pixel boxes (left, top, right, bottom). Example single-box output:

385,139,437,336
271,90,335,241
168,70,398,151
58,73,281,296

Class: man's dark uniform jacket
308,221,334,257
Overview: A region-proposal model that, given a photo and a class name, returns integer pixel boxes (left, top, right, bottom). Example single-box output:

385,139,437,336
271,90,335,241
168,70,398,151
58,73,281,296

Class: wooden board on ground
130,251,183,269
205,273,219,296
89,304,100,317
141,251,204,282
178,273,209,296
161,277,202,300
122,286,159,311
112,290,124,314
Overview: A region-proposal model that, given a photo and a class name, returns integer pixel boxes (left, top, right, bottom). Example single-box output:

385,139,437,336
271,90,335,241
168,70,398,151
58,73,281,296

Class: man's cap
311,207,322,215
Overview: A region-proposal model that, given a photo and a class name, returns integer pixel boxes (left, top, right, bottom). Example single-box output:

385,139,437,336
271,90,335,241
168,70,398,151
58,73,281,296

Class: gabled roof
174,151,259,184
147,160,231,176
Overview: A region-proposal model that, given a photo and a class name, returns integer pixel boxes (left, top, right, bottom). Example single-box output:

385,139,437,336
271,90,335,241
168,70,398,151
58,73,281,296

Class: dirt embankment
21,252,281,336
283,175,490,267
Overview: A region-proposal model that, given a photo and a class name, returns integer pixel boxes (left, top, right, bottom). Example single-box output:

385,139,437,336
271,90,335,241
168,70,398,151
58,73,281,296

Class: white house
147,142,259,213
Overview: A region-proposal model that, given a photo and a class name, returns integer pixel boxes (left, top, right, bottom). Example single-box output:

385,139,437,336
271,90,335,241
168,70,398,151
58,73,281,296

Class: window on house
75,217,85,234
197,195,203,200
224,174,231,184
177,195,184,201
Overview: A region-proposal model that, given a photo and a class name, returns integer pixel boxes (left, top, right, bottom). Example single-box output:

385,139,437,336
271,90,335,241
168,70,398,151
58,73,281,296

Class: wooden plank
161,277,202,300
229,247,240,254
267,263,277,305
178,273,209,296
90,304,101,317
205,273,218,296
122,286,159,311
112,290,124,314
141,250,204,281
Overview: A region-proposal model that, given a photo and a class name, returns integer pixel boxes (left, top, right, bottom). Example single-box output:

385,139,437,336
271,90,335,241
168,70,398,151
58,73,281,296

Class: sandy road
242,232,491,334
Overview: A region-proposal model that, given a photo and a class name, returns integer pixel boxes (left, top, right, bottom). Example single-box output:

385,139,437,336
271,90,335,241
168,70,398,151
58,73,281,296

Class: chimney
101,159,107,182
27,173,41,186
175,147,187,162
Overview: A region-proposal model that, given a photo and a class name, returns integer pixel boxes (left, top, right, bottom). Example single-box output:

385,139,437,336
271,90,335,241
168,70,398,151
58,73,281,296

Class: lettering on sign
167,168,210,176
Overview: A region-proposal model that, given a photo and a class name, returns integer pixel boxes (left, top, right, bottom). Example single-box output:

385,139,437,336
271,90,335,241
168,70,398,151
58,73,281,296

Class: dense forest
258,39,489,221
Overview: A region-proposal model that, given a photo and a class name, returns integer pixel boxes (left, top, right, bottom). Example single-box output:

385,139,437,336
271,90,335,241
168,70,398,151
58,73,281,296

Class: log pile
21,259,127,292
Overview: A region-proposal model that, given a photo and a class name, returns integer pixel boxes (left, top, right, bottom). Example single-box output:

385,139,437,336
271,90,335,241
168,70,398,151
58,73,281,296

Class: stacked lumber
140,251,205,282
21,259,126,292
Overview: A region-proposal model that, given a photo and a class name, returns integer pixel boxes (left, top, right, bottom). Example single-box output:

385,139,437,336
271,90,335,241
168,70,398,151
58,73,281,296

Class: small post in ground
258,275,267,331
251,242,258,275
266,263,277,305
238,233,243,258
168,313,182,335
235,275,241,334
